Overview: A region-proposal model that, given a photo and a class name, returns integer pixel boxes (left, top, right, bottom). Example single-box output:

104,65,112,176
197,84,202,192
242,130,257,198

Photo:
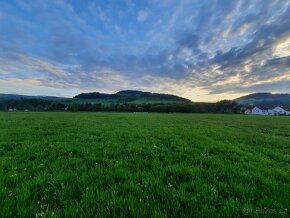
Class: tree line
0,99,241,113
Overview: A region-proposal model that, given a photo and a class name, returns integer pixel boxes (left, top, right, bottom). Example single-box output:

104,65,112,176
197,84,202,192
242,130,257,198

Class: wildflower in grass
35,211,45,218
8,191,13,197
280,208,288,214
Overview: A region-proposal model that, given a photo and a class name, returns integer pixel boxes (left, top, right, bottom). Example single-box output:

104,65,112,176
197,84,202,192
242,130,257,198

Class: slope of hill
0,90,192,111
73,90,191,104
235,93,290,108
0,93,66,101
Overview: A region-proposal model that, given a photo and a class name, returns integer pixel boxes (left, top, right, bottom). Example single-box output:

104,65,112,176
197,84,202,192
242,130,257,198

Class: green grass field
0,112,289,217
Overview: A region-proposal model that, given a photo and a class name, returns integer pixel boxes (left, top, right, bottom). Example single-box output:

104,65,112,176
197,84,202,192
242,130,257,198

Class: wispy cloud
0,0,290,100
137,10,149,22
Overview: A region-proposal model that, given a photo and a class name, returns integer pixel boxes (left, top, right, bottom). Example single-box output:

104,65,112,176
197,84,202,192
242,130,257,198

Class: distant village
244,106,290,116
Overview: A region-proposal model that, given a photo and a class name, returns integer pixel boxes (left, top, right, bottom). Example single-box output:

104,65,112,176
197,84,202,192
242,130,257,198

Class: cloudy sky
0,0,290,101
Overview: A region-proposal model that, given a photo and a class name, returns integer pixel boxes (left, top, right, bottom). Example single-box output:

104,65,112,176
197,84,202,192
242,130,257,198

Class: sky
0,0,290,102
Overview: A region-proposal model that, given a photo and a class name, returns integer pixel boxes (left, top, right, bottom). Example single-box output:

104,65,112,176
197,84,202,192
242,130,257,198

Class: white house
267,109,275,116
273,106,287,115
244,109,251,115
247,106,290,116
251,106,268,115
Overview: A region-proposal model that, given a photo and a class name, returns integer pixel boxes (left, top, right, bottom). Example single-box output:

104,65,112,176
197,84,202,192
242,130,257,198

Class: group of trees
67,100,240,113
0,99,241,113
0,100,68,111
0,99,52,111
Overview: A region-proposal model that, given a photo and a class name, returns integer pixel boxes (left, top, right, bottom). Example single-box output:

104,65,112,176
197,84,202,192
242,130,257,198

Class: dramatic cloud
0,0,290,101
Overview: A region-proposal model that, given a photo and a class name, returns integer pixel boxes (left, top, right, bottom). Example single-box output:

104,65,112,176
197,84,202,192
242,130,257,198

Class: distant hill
74,90,191,103
235,93,290,108
0,94,66,101
0,91,242,113
0,90,191,111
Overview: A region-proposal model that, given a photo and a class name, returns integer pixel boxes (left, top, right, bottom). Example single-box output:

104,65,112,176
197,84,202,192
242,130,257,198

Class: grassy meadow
0,112,289,217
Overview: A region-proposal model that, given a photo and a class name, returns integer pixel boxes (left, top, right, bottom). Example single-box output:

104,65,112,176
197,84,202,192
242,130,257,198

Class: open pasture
0,112,289,217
